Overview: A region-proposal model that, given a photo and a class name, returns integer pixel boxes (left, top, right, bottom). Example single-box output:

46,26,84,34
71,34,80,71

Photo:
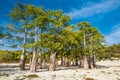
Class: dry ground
0,60,120,80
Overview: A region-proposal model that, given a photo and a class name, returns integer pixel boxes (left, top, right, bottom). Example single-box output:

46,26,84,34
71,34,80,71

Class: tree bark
83,55,89,69
30,48,37,72
80,58,84,67
30,26,38,72
75,53,78,66
49,51,56,71
37,53,42,69
62,57,66,66
92,54,96,68
60,54,63,66
19,29,27,71
88,54,96,69
29,47,34,69
75,59,78,66
19,50,25,71
29,54,32,69
65,57,69,67
88,54,92,69
38,29,43,69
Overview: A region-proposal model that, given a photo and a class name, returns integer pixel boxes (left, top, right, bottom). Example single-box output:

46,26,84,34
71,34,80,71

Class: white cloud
68,0,120,19
105,23,120,45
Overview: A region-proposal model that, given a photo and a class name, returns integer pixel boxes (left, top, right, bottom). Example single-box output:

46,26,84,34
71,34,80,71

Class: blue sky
0,0,120,50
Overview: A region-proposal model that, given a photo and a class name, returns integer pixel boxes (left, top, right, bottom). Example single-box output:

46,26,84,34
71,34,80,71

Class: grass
51,74,56,80
14,75,26,80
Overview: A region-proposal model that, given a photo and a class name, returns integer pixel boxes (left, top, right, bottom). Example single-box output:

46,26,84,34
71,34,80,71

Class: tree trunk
60,54,63,66
37,53,42,69
80,58,84,68
29,47,34,69
62,57,66,66
92,54,96,68
49,51,56,71
19,29,27,71
88,54,96,69
88,54,91,69
29,53,32,69
75,59,78,66
30,48,37,72
38,30,43,69
83,55,89,69
30,26,38,72
75,53,78,66
65,57,69,67
19,50,25,71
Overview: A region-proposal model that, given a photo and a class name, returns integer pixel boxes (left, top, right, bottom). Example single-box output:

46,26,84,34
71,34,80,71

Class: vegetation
0,2,119,73
106,44,120,59
0,50,30,63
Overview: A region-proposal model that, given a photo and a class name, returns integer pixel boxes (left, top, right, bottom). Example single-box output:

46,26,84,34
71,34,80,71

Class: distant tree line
0,50,30,63
0,44,119,63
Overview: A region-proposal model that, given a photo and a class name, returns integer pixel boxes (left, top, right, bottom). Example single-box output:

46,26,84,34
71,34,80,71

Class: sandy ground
0,60,120,80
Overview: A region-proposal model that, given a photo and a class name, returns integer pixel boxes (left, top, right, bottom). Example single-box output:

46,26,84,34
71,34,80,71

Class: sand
0,60,120,80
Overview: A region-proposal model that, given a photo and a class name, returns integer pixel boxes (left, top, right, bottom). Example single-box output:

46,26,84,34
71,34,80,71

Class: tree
41,10,71,71
88,27,104,68
10,2,30,70
0,24,7,48
76,22,105,69
24,5,48,72
8,2,107,72
76,22,91,69
60,26,78,66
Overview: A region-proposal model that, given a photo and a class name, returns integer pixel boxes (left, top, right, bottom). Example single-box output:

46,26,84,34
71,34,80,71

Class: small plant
51,74,56,80
82,74,87,79
14,75,26,80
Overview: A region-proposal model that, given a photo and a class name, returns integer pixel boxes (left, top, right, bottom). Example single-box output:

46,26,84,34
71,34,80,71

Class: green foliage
0,50,30,63
6,2,109,66
0,51,14,62
106,44,120,59
0,27,6,39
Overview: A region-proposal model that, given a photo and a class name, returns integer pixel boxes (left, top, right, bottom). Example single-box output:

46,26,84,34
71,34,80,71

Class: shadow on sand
0,63,120,74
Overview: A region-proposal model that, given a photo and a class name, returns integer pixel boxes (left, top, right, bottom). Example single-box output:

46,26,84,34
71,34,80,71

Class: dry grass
85,78,94,80
0,73,9,77
25,74,39,78
84,78,94,80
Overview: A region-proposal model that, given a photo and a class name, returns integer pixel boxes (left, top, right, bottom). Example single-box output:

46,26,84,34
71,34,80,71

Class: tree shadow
56,66,80,71
95,65,120,69
0,64,29,74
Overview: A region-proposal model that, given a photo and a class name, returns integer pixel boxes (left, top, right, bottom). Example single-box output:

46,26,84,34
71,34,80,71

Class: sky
0,0,120,50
